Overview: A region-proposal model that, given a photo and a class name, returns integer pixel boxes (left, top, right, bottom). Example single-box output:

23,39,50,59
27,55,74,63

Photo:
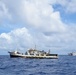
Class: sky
0,0,76,55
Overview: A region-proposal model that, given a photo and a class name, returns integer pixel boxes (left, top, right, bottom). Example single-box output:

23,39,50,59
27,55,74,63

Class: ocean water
0,55,76,75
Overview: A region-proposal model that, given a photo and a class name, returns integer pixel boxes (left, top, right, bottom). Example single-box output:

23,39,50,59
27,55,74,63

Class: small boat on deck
8,49,58,59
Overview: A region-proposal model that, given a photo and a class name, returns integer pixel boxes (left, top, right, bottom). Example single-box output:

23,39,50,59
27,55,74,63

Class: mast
35,45,36,50
48,49,50,54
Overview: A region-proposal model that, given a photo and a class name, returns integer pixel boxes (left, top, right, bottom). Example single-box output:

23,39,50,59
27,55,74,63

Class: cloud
0,26,76,53
0,27,34,51
0,1,12,23
1,0,66,32
0,0,76,54
11,0,66,33
53,0,76,13
66,0,76,13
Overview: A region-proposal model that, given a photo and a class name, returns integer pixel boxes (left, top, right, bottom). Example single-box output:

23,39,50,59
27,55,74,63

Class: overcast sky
0,0,76,55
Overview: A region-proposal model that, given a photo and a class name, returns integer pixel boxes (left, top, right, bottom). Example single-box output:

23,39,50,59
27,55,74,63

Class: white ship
8,49,58,59
68,52,76,56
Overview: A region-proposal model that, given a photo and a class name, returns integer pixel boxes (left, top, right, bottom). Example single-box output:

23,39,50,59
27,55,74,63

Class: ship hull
9,54,58,59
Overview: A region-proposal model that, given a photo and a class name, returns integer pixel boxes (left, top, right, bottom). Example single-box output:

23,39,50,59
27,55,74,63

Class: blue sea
0,55,76,75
